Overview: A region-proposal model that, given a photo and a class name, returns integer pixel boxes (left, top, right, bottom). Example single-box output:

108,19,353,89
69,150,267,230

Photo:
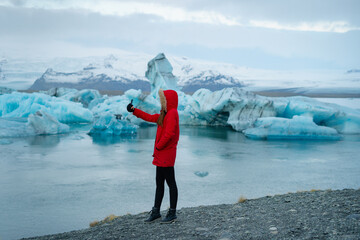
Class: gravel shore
22,189,360,240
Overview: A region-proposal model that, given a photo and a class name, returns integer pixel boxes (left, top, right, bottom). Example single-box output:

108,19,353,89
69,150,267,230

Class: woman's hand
127,99,135,112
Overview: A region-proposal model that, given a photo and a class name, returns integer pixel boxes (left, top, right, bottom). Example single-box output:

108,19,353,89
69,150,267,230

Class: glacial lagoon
1,125,360,239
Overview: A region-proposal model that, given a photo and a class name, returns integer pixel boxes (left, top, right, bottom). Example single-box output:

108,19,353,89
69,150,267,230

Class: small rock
195,227,209,231
194,171,209,177
289,209,297,213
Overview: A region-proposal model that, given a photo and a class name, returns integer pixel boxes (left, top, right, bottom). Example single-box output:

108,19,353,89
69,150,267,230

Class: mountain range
29,54,245,92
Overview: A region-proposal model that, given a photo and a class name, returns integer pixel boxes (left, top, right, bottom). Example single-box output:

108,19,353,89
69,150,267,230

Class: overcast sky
0,0,359,69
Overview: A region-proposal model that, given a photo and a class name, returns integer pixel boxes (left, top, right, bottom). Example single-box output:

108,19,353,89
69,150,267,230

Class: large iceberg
0,111,69,137
145,53,179,96
0,92,93,123
243,116,341,140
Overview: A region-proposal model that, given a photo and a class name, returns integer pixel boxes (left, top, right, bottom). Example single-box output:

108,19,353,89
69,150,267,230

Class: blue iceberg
88,114,138,136
243,116,341,140
43,87,103,109
0,111,70,137
0,92,93,123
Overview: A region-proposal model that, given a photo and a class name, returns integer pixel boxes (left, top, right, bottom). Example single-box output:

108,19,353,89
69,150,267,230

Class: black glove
127,99,134,112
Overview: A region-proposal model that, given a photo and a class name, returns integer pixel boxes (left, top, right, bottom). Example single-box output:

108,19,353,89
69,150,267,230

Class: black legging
154,166,178,209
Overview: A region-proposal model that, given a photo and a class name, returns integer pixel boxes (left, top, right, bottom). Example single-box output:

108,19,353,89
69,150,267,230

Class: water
1,125,360,239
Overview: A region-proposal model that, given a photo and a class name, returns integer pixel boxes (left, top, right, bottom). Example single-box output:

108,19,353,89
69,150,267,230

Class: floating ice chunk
194,171,209,177
146,53,179,96
243,116,341,140
0,117,29,137
0,111,69,137
193,88,276,129
41,87,78,97
70,89,102,108
88,114,138,136
0,92,93,123
273,97,360,134
28,111,70,135
43,87,103,108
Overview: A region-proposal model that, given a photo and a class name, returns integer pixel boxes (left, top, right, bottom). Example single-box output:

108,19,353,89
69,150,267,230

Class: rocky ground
23,189,360,240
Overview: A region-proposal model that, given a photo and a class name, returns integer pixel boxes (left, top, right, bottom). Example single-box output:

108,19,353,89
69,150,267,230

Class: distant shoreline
22,189,360,240
18,89,360,98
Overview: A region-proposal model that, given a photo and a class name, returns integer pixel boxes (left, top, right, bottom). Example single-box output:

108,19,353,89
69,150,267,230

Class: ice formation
43,87,103,108
145,53,179,96
194,171,209,177
28,111,70,135
88,114,138,136
89,53,360,139
0,111,69,137
0,92,93,123
243,116,341,140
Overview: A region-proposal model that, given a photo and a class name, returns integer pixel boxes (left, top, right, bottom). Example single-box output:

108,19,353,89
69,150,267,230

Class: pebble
195,227,209,231
269,227,277,231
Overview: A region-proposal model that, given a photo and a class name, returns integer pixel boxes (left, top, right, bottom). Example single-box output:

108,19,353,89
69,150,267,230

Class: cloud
1,0,359,33
249,20,360,33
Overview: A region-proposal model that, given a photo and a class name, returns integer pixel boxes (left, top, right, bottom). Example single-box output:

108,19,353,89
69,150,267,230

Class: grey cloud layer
0,1,359,69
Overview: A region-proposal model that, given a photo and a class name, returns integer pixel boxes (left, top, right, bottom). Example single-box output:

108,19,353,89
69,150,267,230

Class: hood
158,89,178,112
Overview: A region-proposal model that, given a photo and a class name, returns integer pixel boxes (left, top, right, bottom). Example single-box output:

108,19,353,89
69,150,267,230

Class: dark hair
157,110,166,126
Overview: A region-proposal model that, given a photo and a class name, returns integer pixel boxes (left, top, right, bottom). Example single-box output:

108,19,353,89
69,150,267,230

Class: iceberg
0,111,69,137
28,111,70,135
88,114,138,136
243,116,341,140
145,53,179,96
0,92,93,123
272,97,360,134
194,171,209,177
43,87,103,108
192,88,275,129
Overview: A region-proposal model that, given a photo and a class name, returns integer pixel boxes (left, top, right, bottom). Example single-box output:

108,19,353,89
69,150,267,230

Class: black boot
144,207,161,223
161,208,177,224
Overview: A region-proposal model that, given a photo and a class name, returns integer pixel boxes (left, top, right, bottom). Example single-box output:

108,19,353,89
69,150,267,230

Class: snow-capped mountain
29,54,245,92
1,51,359,94
29,54,151,91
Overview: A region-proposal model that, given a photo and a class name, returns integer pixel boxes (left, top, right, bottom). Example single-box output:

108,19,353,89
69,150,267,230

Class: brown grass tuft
238,196,247,203
104,214,118,222
90,214,119,227
89,220,99,227
310,189,320,192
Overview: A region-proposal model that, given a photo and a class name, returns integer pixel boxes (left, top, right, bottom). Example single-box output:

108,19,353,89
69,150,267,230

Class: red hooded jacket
133,89,179,167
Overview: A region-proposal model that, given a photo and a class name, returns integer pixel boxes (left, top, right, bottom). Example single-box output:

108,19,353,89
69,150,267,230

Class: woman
127,89,179,223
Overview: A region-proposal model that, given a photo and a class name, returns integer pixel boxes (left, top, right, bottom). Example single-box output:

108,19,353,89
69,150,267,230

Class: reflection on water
90,134,137,145
0,126,359,240
27,134,62,146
